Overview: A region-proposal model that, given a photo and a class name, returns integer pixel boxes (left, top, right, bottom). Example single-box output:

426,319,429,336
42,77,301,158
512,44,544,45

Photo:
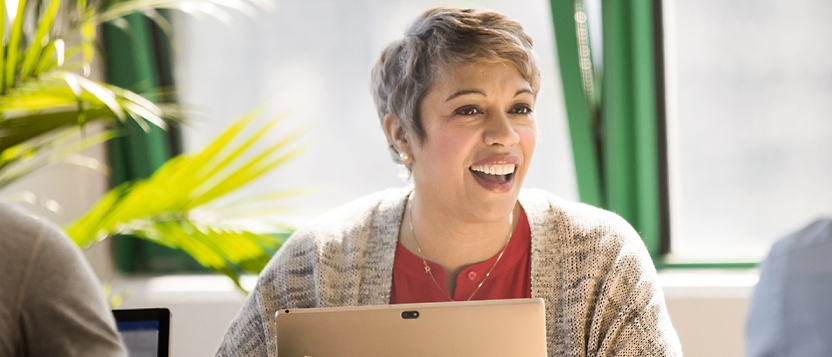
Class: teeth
470,164,515,175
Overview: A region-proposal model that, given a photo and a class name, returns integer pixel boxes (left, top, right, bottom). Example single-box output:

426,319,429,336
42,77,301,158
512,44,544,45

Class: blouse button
467,271,478,281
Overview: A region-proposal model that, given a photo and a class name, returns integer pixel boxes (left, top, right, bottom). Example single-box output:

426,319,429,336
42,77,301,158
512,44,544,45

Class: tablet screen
113,308,170,357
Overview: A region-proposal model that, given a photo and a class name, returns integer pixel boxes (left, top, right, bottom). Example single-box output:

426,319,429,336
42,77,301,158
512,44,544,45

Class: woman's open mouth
469,164,516,191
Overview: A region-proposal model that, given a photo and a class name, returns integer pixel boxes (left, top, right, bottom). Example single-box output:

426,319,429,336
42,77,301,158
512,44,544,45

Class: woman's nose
483,113,520,147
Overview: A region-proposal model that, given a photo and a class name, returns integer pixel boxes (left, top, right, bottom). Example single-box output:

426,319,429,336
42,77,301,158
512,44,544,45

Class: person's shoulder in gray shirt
746,218,832,357
0,202,126,356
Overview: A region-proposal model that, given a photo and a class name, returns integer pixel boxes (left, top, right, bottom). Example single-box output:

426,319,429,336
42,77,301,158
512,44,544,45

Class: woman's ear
382,113,411,156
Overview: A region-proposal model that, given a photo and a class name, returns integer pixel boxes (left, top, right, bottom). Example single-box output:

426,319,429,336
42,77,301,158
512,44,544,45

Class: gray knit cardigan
217,187,682,356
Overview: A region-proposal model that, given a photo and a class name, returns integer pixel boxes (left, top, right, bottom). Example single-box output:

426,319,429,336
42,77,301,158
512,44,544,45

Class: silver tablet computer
275,298,547,357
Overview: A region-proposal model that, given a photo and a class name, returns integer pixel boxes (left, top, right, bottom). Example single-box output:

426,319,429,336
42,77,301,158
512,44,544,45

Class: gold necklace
407,197,513,302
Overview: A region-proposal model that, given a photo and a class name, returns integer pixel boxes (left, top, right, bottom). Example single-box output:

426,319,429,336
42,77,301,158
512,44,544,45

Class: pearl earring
399,152,412,164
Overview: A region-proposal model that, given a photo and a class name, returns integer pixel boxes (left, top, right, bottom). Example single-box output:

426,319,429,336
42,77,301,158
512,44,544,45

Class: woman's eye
455,106,482,116
510,105,533,115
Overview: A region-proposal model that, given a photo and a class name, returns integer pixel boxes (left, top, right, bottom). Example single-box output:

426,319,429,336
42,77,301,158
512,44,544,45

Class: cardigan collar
360,187,557,305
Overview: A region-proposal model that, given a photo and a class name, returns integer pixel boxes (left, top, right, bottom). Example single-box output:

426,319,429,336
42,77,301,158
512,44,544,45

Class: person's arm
215,289,270,357
215,234,319,357
584,220,681,357
19,217,126,357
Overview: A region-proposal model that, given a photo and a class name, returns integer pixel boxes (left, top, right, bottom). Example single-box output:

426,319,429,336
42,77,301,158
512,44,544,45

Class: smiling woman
386,61,537,298
216,7,681,357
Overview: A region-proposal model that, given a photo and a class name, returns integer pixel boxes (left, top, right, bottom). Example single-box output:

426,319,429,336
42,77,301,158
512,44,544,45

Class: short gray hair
370,7,541,164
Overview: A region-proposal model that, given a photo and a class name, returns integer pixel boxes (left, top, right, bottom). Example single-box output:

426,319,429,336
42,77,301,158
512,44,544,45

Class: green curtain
550,0,666,256
103,13,199,272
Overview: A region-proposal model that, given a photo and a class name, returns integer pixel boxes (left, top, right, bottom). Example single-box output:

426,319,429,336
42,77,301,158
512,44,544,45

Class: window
663,0,832,261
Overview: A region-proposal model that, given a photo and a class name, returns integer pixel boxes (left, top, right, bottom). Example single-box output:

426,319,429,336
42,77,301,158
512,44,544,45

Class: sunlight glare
6,0,20,23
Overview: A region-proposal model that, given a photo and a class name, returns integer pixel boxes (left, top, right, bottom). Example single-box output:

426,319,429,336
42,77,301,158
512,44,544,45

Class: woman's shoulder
519,191,678,356
519,188,646,257
520,188,637,233
255,187,407,307
266,187,408,265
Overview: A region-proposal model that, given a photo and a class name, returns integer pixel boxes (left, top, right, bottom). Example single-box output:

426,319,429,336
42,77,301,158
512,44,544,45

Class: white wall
661,270,757,357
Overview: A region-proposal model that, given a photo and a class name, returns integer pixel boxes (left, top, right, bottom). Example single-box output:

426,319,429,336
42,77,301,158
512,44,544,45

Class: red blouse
389,209,532,303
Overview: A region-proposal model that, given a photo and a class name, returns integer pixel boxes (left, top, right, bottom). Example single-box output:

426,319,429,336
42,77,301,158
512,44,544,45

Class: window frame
550,0,759,269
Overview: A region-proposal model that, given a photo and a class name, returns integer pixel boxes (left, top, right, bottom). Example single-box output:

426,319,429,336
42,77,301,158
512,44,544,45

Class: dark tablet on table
113,307,171,357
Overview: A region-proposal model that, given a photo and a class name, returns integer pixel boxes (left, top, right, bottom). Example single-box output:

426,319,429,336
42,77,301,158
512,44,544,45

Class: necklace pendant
406,192,513,303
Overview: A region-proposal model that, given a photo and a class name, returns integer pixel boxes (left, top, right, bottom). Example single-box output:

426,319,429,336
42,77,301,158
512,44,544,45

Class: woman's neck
400,191,520,295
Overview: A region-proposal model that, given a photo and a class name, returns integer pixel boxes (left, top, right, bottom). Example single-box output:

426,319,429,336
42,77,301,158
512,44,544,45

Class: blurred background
2,0,830,355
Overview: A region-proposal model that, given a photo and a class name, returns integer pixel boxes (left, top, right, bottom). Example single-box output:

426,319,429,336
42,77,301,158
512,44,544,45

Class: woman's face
409,61,538,222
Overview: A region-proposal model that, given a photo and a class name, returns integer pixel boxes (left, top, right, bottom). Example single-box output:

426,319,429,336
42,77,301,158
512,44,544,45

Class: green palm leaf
4,0,28,91
0,71,173,154
0,127,116,188
19,0,61,81
1,0,267,149
130,220,286,291
65,113,308,289
3,0,289,288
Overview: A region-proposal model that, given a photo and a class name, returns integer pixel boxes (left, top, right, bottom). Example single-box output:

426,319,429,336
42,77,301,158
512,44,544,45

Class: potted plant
1,0,300,289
